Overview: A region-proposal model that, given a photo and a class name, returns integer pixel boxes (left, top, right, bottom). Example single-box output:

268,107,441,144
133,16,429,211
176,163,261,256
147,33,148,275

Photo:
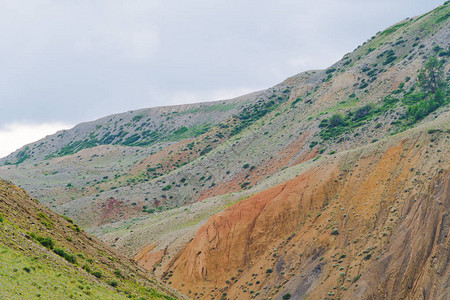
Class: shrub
63,215,74,223
174,126,188,135
291,97,302,106
68,224,81,232
82,264,91,273
162,185,172,191
309,141,318,148
352,274,361,283
91,271,102,278
329,114,345,127
36,236,55,250
319,119,329,128
37,212,53,229
266,268,273,274
114,269,123,278
132,114,143,122
0,214,3,223
283,293,292,299
108,280,118,287
241,182,250,189
353,105,373,120
331,228,339,235
53,248,77,264
383,55,397,65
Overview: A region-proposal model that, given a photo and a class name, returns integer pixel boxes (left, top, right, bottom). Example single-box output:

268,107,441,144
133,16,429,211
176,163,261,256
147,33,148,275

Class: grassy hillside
0,178,181,299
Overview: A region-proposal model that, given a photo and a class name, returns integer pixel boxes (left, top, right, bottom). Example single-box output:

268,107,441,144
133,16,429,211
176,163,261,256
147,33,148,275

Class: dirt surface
154,123,449,299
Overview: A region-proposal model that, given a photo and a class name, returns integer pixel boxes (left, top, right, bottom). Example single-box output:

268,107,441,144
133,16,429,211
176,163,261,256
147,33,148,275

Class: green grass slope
0,178,181,299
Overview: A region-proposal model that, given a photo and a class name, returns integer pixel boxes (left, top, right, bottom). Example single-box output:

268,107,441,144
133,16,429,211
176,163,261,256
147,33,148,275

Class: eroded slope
158,118,449,299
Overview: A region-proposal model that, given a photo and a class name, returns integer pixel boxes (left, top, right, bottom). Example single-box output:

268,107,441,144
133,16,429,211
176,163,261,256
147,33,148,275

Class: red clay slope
159,128,449,299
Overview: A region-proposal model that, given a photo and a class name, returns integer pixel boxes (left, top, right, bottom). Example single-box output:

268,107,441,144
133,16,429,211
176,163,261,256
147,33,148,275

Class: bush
329,114,345,127
91,271,102,278
162,185,172,191
352,274,361,283
383,55,397,65
82,264,91,273
37,236,55,250
53,248,77,264
266,269,273,274
68,224,81,232
291,97,302,106
283,293,292,299
63,215,74,223
114,269,123,278
353,105,373,120
309,141,318,148
0,214,3,223
108,280,118,287
37,212,53,229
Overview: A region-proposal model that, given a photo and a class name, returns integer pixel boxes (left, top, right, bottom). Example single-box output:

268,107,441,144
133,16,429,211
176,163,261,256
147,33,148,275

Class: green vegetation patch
0,245,128,299
380,21,408,36
230,89,291,136
319,55,449,141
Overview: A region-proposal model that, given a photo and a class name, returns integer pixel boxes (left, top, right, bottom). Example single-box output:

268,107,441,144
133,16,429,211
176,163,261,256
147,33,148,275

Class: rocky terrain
0,2,449,300
164,115,449,299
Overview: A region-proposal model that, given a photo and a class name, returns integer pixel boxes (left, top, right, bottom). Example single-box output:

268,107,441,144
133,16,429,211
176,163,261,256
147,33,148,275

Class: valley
0,2,449,299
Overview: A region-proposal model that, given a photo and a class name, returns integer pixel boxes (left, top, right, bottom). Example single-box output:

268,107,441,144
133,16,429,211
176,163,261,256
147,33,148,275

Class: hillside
0,4,448,234
163,114,449,299
0,178,182,299
0,2,449,300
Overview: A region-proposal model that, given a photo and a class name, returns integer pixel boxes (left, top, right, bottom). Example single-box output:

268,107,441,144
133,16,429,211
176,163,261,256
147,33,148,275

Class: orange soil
153,131,449,299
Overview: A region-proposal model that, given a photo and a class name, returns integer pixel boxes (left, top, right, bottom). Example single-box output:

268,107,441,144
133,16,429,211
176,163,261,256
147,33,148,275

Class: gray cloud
0,0,444,126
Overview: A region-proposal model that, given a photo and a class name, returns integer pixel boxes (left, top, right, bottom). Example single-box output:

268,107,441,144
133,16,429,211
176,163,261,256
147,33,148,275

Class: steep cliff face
160,122,449,299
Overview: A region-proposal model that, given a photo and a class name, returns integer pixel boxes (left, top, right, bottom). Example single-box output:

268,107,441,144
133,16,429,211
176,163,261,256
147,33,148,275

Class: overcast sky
0,0,444,157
